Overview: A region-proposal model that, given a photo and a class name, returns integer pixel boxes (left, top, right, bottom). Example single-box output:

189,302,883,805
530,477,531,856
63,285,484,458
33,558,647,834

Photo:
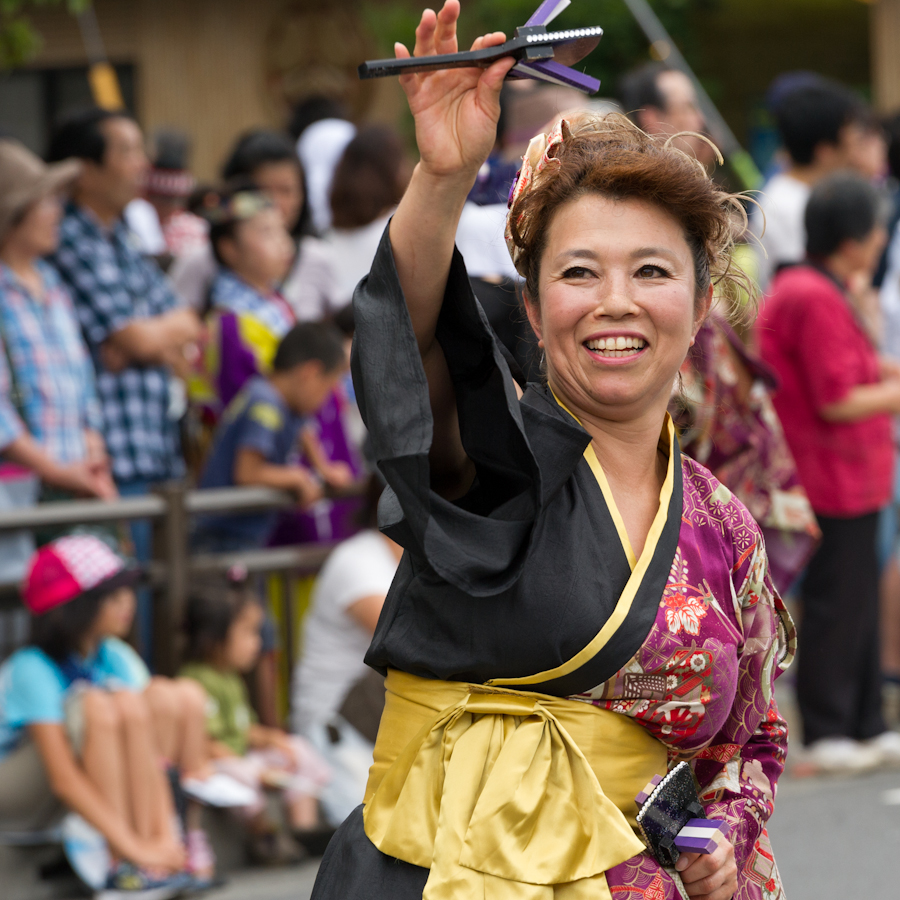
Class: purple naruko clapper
526,0,572,27
517,0,601,93
673,818,729,856
635,774,665,808
515,59,600,93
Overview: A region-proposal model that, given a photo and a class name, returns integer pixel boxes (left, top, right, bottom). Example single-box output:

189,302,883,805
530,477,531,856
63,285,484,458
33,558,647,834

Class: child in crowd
181,578,331,863
268,304,366,547
0,536,186,895
0,535,253,893
192,321,351,553
202,187,296,412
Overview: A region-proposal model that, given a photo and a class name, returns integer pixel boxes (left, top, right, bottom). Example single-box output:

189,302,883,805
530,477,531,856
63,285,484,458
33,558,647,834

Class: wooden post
151,482,189,676
871,0,900,113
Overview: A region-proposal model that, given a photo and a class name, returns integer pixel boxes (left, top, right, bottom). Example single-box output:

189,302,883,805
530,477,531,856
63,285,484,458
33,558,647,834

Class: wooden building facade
0,0,403,180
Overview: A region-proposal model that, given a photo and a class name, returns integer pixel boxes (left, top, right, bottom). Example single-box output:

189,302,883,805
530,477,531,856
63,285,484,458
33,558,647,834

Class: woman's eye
562,266,592,279
636,264,669,278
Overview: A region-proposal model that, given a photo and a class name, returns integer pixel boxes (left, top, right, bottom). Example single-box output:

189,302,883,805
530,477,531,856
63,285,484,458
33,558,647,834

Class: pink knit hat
22,535,139,615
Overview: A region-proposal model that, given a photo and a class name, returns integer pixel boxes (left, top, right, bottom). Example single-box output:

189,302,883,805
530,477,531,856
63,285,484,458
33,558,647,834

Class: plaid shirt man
50,202,184,483
0,260,101,463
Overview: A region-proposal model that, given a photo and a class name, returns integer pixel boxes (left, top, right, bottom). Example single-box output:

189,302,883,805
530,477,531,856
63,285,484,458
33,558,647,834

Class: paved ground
204,862,320,900
768,768,900,898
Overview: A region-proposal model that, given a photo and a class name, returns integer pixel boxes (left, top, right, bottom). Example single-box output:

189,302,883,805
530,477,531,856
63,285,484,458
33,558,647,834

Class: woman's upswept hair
507,112,752,323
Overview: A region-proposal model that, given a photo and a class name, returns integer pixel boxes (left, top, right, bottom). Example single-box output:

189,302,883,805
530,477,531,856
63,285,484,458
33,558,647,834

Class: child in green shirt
180,576,331,861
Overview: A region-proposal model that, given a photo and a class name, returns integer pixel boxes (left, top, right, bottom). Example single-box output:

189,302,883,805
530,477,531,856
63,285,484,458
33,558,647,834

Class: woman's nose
594,274,638,318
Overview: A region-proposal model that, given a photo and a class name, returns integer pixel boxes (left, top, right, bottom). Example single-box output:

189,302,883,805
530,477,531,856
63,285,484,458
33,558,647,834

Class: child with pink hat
0,534,250,895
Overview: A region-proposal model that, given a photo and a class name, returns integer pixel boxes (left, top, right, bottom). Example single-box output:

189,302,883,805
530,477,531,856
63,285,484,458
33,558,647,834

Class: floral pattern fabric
571,456,796,900
671,315,820,593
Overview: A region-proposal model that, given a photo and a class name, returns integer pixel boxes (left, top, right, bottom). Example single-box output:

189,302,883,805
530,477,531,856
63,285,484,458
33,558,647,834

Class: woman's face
5,194,63,258
525,193,709,424
223,601,263,673
252,161,304,232
92,586,137,640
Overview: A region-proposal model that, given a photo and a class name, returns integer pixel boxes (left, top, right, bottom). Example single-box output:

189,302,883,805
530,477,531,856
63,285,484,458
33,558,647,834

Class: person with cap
0,139,116,582
0,535,189,894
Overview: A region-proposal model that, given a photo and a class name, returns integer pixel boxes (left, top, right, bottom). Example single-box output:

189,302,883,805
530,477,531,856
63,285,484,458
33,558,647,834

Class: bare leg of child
287,793,318,830
145,677,212,779
173,679,213,779
147,679,216,881
144,678,180,766
80,689,130,826
110,691,177,845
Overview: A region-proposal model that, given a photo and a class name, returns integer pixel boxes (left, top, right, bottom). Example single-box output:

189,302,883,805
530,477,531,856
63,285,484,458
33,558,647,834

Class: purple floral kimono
582,455,796,899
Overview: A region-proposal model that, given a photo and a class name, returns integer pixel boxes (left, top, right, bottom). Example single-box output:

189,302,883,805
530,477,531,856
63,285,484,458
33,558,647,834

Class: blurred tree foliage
0,0,90,68
363,0,722,98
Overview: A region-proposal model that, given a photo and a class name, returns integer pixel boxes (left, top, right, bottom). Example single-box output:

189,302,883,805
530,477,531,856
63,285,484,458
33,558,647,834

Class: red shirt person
758,264,892,517
758,171,900,774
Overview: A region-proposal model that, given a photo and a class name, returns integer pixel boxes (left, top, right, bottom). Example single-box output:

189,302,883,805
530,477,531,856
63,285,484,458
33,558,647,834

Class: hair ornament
505,114,586,276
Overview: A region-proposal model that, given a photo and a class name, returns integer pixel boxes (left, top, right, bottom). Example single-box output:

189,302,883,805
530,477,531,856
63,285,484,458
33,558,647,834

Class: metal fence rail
0,482,361,678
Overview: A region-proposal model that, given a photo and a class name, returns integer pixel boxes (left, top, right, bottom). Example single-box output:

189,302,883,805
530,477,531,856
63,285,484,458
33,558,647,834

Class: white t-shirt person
751,171,811,291
293,530,399,732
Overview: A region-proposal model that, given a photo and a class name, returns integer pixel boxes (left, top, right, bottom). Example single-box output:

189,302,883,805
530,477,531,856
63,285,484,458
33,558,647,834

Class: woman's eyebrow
555,249,600,263
630,246,681,261
555,246,683,265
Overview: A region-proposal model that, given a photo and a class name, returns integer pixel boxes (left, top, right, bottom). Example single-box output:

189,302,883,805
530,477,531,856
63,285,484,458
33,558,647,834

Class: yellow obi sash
363,669,667,900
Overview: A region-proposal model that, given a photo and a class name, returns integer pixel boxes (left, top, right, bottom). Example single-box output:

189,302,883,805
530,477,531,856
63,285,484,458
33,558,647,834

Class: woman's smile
584,332,649,364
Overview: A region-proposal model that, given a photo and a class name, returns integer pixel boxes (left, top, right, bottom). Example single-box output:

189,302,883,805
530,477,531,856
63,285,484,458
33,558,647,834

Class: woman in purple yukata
312,4,795,899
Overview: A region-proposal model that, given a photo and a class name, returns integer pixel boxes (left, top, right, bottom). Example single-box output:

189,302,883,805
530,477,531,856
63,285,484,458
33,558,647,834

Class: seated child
0,536,186,895
192,321,352,553
181,578,331,863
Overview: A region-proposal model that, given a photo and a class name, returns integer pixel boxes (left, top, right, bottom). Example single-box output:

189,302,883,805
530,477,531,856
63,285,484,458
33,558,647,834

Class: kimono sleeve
350,225,543,597
692,527,796,893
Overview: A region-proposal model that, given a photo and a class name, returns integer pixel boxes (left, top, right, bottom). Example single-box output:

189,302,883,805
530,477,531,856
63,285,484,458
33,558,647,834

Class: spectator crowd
0,66,899,897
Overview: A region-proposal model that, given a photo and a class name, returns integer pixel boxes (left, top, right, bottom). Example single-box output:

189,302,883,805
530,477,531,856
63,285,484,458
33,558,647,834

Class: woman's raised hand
396,0,515,180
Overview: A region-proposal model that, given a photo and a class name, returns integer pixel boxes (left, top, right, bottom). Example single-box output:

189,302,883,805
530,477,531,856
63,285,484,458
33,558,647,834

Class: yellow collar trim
487,394,676,689
583,442,637,570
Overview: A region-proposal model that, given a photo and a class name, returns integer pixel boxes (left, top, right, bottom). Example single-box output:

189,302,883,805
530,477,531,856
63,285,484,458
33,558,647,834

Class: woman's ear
522,290,544,347
691,283,714,342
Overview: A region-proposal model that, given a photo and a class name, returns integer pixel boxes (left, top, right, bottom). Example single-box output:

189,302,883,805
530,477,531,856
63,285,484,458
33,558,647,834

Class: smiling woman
310,3,795,900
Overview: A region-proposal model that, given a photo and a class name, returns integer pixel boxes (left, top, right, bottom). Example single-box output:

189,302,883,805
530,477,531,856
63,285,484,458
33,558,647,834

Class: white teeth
585,336,646,354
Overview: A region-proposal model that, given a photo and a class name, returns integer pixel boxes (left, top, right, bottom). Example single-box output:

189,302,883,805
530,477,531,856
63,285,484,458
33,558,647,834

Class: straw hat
0,139,81,245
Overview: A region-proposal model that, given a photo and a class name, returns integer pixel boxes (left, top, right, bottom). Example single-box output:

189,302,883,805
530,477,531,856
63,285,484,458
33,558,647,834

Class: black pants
797,511,885,745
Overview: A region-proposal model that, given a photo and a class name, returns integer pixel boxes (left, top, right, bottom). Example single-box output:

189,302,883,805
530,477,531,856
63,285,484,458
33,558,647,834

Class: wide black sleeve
350,226,544,597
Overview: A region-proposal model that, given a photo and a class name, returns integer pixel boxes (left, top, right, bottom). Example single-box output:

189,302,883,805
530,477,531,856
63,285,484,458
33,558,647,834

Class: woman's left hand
675,838,737,900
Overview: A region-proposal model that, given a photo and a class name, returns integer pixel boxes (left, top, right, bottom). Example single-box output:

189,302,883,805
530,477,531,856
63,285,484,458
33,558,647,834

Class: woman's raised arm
390,1,514,357
377,1,515,494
